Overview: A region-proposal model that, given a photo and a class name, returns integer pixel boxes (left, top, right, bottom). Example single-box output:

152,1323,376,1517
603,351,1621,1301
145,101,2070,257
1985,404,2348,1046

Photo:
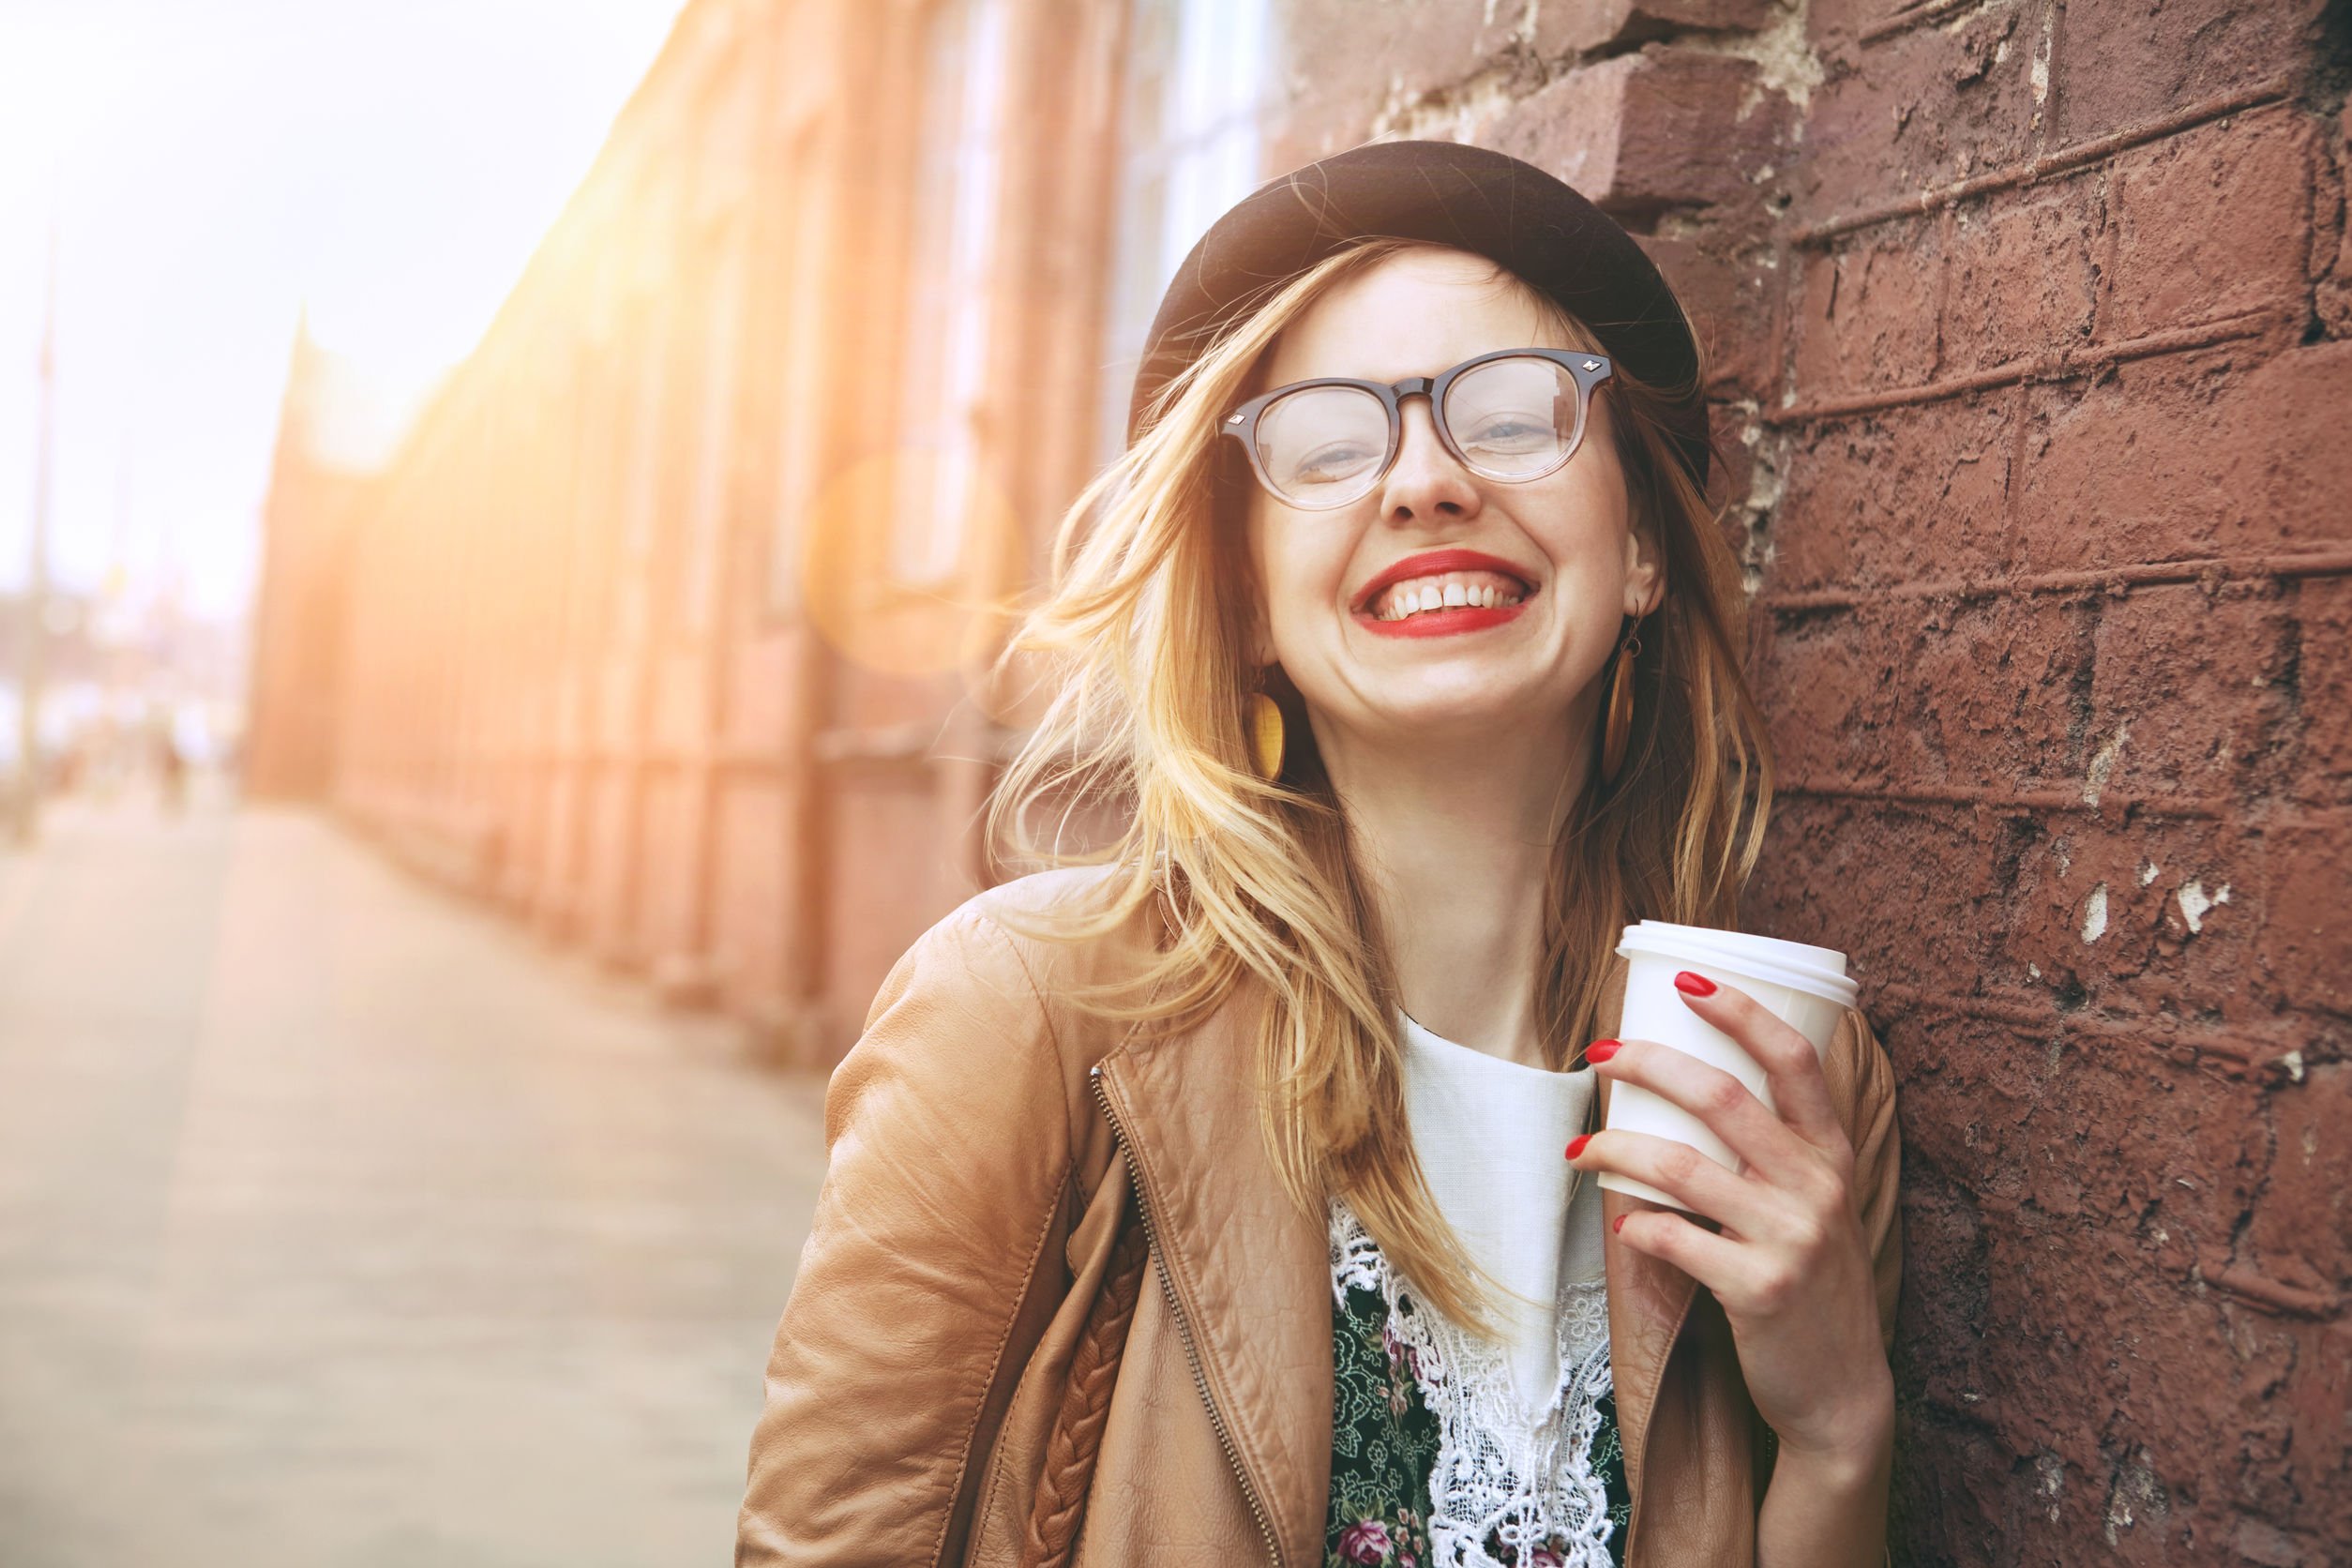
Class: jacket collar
1093,981,1329,1566
1092,954,1699,1564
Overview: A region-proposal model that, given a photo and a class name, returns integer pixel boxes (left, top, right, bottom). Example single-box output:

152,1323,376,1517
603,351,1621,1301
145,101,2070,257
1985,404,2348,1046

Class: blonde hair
984,237,1773,1332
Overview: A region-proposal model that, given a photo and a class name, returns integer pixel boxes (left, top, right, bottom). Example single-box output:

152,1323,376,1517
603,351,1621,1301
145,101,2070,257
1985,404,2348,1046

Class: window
766,138,827,616
887,0,1012,588
615,301,671,647
1093,0,1271,469
682,234,746,635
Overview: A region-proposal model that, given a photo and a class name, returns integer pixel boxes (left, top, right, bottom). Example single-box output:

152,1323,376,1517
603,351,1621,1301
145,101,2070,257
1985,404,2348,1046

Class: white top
1322,1011,1621,1566
1396,1011,1609,1410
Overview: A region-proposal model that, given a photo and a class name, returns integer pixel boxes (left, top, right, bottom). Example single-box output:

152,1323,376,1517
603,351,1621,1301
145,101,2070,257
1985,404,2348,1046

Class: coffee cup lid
1616,920,1858,1009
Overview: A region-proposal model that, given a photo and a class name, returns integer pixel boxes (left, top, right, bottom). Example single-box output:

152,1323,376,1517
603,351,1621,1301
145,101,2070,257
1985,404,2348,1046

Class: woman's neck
1317,718,1590,1070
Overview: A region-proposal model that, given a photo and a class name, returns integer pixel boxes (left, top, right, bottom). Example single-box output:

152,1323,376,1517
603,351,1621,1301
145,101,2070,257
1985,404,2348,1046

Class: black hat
1127,139,1710,488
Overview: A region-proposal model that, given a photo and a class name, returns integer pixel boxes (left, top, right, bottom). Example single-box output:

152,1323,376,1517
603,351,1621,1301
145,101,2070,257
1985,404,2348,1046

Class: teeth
1371,572,1528,621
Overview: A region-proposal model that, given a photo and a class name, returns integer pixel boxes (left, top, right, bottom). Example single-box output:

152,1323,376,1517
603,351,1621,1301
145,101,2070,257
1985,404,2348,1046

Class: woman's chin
1332,686,1575,749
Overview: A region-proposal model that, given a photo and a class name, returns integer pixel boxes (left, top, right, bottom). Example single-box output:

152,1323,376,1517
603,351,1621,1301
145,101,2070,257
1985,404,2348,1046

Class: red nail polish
1673,971,1716,997
1612,1214,1627,1234
1565,1134,1591,1159
1586,1039,1621,1063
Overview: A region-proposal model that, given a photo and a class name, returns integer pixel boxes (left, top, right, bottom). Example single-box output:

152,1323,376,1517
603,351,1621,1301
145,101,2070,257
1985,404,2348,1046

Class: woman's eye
1462,416,1551,449
1291,443,1378,479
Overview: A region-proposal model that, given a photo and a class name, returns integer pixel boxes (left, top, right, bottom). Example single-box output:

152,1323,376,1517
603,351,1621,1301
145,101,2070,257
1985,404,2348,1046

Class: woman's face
1242,246,1662,761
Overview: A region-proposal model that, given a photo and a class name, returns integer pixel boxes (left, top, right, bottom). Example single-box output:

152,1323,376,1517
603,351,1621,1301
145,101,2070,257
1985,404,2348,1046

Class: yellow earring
1599,624,1641,788
1245,686,1286,781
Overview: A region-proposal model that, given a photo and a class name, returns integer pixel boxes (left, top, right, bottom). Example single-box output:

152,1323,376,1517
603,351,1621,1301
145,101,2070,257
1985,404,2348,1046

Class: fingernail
1565,1134,1591,1160
1612,1214,1627,1234
1586,1039,1621,1063
1673,971,1716,997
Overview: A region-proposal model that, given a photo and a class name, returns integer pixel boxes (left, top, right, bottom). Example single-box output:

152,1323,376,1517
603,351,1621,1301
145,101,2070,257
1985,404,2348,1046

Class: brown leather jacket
738,865,1903,1566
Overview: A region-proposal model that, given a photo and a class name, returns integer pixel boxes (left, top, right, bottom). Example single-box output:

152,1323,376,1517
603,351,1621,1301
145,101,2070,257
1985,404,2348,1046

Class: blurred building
249,0,1276,1058
246,322,412,797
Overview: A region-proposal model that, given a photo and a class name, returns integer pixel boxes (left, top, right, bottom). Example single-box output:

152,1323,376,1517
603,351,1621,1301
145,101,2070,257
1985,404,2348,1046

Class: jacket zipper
1089,1063,1284,1568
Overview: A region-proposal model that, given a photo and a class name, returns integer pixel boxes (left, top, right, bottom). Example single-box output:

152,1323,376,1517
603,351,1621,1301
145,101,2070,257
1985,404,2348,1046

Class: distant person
740,143,1902,1568
155,726,186,815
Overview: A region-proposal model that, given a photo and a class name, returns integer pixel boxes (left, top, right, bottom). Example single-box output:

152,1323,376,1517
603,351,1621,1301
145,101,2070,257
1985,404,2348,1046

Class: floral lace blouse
1322,1013,1628,1568
1323,1202,1629,1568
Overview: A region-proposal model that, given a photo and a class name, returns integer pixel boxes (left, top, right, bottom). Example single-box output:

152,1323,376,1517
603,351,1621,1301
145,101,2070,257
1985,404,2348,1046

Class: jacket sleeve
737,907,1076,1567
1836,1006,1904,1353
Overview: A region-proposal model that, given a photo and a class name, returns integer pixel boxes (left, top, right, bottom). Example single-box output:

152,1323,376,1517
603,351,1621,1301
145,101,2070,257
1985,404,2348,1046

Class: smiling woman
738,141,1903,1568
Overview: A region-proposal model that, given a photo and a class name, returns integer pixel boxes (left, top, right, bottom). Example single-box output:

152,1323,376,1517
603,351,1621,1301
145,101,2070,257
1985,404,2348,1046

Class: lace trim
1330,1198,1618,1568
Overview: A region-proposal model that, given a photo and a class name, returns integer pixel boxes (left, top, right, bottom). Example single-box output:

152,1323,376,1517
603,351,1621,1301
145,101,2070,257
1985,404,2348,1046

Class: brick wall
1269,0,2347,1560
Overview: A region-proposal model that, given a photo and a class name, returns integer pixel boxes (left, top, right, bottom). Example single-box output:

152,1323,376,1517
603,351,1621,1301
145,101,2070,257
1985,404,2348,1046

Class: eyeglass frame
1218,347,1616,511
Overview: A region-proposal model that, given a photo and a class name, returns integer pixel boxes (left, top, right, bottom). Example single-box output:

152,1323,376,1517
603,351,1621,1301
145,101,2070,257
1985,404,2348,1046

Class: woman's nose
1376,396,1481,524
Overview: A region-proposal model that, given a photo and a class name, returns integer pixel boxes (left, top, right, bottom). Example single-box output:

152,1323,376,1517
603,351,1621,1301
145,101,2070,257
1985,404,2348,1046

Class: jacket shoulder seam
966,909,1082,1159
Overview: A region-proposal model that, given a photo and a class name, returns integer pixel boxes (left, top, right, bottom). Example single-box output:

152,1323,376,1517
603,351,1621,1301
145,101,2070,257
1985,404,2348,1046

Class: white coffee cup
1600,921,1859,1210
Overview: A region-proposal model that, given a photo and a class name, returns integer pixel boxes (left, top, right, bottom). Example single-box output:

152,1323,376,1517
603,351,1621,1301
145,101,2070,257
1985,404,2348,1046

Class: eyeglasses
1220,348,1614,510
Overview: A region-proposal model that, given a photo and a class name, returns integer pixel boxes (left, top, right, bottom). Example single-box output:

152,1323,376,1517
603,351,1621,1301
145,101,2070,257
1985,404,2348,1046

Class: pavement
0,784,832,1567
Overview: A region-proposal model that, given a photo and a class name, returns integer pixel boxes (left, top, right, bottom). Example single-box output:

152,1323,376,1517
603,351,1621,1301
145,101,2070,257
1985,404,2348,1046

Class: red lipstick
1350,548,1537,640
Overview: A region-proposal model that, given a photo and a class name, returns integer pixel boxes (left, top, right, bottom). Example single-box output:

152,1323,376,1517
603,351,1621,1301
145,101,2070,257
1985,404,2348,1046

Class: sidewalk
0,789,830,1567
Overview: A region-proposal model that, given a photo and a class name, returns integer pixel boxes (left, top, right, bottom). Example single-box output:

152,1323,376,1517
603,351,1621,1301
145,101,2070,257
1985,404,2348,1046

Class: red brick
1265,0,1527,161
1798,0,2040,220
2087,585,2299,805
2290,577,2352,809
1530,0,1773,59
1888,1416,2011,1562
1756,596,2084,789
1892,1167,1991,1395
2010,817,2271,1025
1490,49,1792,221
1745,795,2030,1001
1772,395,2018,592
2274,1319,2352,1548
1890,1093,2259,1400
2051,0,2324,144
1803,0,1890,50
2013,339,2352,573
2105,111,2314,342
1790,220,1944,395
2259,819,2352,1015
2243,1063,2352,1304
1991,1052,2259,1248
1639,234,1778,396
1701,398,1759,514
1748,613,1907,783
1942,182,2100,371
2316,105,2352,339
1751,792,2288,1034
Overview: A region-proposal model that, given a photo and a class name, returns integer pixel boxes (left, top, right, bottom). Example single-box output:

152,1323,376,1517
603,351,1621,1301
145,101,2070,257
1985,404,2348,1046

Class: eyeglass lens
1249,354,1590,507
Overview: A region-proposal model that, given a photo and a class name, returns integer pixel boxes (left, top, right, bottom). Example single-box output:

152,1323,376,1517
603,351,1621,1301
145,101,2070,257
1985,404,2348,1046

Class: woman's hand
1566,971,1894,1473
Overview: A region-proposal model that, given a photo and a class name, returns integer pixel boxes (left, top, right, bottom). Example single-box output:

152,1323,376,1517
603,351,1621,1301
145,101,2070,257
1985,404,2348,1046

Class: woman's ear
1245,591,1275,669
1622,515,1666,620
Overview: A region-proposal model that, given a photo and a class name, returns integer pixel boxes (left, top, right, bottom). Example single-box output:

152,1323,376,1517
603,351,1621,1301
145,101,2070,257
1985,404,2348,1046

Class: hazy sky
0,0,691,619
